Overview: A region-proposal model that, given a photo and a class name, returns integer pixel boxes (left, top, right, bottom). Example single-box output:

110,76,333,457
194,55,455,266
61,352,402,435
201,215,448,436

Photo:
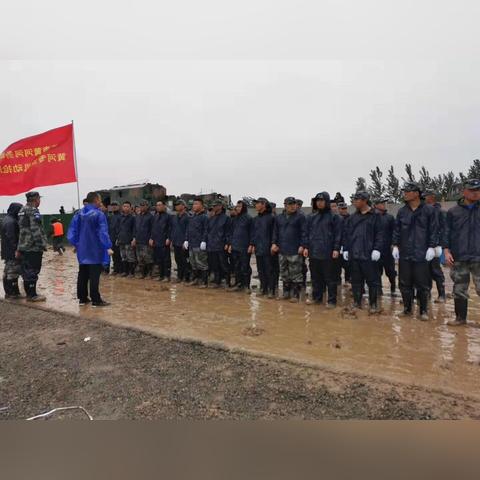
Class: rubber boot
400,291,413,316
448,298,468,326
198,270,208,289
3,277,13,298
129,263,136,277
418,290,429,321
434,284,446,304
187,271,199,286
289,283,300,303
390,281,397,297
352,286,362,309
120,261,128,277
282,282,291,300
10,279,22,299
26,282,46,302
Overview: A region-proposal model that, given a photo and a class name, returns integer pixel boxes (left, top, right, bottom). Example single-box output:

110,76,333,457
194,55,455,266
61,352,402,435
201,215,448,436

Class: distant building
97,183,167,207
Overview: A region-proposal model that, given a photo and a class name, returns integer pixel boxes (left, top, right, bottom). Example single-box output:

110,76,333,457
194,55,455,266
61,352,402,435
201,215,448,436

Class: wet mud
2,249,480,399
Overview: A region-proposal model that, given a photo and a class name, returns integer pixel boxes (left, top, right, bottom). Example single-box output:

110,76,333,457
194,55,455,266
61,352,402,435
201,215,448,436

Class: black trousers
111,245,122,273
332,257,342,285
399,259,430,313
208,251,230,285
341,257,351,282
232,250,252,288
256,254,276,294
77,264,102,303
377,251,397,289
309,257,338,304
351,259,379,307
174,246,191,281
272,254,280,289
154,246,172,279
20,251,43,283
429,257,445,296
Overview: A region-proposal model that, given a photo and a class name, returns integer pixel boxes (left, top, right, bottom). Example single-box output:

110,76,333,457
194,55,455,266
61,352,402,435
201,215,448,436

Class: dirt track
1,301,479,419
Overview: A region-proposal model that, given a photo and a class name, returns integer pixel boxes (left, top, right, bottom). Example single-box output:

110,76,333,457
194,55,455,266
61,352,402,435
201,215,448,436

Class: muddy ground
1,302,479,420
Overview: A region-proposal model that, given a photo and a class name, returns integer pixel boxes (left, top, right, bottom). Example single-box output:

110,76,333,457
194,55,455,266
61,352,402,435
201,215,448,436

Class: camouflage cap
353,191,370,201
464,178,480,190
284,196,296,205
402,181,422,193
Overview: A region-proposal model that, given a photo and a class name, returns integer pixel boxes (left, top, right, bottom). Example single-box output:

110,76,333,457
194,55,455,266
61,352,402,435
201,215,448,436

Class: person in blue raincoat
67,191,113,307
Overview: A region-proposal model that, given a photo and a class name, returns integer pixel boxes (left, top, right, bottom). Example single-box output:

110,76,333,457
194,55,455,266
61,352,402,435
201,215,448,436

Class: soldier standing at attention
16,191,48,302
444,179,480,326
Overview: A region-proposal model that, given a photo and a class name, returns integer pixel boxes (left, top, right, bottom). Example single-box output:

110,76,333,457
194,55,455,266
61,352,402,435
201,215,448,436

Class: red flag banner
0,123,76,196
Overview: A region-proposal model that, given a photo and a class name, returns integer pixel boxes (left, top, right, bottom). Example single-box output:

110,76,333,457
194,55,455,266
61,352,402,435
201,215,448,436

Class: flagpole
71,120,81,210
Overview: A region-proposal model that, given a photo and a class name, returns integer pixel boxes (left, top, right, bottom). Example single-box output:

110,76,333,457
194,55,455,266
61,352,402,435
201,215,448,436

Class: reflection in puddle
3,250,480,398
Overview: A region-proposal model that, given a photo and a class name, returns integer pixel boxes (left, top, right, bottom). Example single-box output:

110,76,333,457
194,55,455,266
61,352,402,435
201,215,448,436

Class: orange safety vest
53,222,64,237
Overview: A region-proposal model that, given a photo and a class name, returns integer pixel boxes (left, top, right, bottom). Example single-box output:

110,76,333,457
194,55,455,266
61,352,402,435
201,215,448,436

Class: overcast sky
1,1,479,213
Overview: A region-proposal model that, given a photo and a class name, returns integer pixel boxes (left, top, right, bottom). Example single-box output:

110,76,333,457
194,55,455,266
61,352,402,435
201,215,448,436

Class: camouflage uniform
119,244,136,263
189,249,209,272
135,244,153,268
279,254,304,284
17,203,48,297
3,259,21,280
450,262,480,302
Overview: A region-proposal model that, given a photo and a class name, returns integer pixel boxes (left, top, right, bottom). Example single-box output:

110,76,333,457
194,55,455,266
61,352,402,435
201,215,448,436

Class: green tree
368,167,386,200
403,163,416,183
467,159,480,179
419,166,433,190
385,165,401,203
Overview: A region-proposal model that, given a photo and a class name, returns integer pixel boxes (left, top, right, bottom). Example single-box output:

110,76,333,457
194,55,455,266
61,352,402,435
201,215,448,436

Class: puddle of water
3,250,480,398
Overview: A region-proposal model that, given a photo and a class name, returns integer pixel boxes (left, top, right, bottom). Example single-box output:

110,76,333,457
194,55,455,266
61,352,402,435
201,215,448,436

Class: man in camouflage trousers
272,197,307,302
444,178,480,326
1,202,23,299
16,191,48,302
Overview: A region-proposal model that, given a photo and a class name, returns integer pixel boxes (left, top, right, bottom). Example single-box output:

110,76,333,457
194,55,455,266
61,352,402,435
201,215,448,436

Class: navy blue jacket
150,212,171,246
207,212,231,252
230,213,253,252
117,214,135,245
171,212,190,247
393,202,438,262
67,204,112,265
1,203,22,261
432,202,447,247
108,212,122,244
343,209,384,261
186,211,208,248
273,211,307,256
305,210,342,259
134,212,153,245
375,210,395,253
251,211,275,256
445,199,480,262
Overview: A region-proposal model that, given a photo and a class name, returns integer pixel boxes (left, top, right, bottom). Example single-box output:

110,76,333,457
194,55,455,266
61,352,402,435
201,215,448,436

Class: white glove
435,246,443,258
200,242,207,251
183,241,189,250
425,247,435,262
343,251,349,261
371,250,381,262
392,246,400,261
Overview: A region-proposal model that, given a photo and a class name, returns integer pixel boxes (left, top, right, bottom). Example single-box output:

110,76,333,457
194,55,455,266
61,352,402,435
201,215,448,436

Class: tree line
354,159,480,203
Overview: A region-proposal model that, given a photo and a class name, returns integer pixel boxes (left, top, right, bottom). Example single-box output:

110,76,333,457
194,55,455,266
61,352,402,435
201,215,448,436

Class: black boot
352,286,362,308
434,284,446,303
448,298,468,326
282,282,291,300
10,279,22,298
289,283,300,303
368,286,379,313
3,277,13,298
198,270,208,289
26,282,46,302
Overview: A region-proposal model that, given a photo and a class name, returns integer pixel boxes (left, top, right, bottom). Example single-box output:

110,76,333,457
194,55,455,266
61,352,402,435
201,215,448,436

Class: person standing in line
185,198,209,288
424,190,447,303
150,200,172,282
117,201,136,277
1,202,23,299
132,199,154,279
392,182,439,321
170,199,191,283
373,198,397,297
444,179,480,326
304,192,342,307
337,201,351,284
16,192,48,302
342,191,383,313
107,202,122,275
67,192,113,307
272,197,308,303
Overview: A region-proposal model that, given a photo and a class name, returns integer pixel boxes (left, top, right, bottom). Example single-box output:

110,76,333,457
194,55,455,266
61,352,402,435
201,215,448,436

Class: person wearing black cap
392,182,439,321
424,190,446,303
304,192,342,307
269,202,280,291
132,200,154,279
107,201,122,275
337,201,351,283
1,202,23,299
16,192,48,302
207,200,232,288
185,198,209,287
227,200,253,292
373,197,397,297
444,178,480,326
149,200,172,282
117,201,136,277
342,191,383,313
272,196,308,302
170,199,191,283
251,198,276,298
